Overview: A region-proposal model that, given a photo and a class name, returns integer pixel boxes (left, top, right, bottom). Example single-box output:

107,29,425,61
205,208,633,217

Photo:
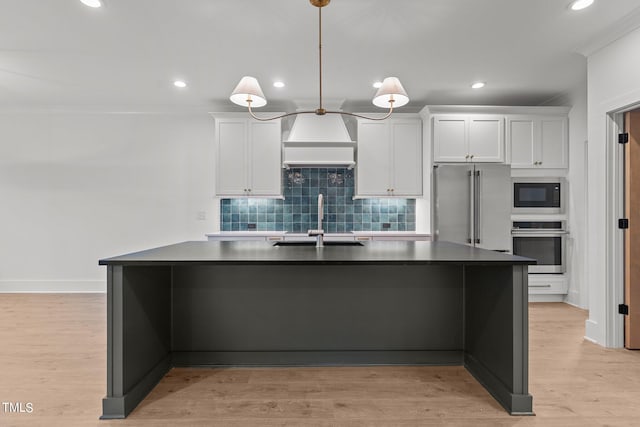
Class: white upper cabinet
215,116,282,197
431,116,467,162
433,115,504,163
508,115,568,169
356,117,422,197
356,121,388,196
507,118,535,167
539,117,568,169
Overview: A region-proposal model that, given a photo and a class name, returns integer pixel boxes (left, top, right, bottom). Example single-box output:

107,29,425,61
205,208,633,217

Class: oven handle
511,230,569,236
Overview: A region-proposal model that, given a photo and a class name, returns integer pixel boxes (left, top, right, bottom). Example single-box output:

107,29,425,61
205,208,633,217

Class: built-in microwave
512,178,565,214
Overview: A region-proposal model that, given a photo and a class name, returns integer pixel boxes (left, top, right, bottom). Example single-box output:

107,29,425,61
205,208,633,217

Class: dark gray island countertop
99,240,535,266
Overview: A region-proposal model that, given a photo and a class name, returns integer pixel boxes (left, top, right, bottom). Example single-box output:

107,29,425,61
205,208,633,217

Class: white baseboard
566,289,583,308
0,280,106,293
584,319,600,345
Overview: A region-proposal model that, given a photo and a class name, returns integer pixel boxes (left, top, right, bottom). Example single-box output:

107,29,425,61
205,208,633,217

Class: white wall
586,26,640,346
567,76,589,309
0,112,216,292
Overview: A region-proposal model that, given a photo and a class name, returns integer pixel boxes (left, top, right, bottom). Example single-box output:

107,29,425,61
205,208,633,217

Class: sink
272,241,364,247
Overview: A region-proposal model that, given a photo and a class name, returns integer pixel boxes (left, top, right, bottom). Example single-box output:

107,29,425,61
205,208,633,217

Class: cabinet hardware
470,154,474,159
465,154,469,159
529,284,552,288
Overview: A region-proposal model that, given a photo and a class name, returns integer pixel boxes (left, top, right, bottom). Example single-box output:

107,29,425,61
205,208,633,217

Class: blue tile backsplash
220,168,416,233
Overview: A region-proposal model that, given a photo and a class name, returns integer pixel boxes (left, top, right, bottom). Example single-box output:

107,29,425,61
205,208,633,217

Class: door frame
607,101,640,348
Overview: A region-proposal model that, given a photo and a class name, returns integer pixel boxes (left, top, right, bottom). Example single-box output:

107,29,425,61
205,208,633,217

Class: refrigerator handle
475,170,481,244
468,170,474,244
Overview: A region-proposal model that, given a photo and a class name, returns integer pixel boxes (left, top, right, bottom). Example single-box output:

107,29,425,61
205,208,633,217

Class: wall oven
512,221,567,274
512,178,565,214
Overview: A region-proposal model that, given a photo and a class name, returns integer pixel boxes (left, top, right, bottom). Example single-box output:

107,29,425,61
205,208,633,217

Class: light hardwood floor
0,294,639,426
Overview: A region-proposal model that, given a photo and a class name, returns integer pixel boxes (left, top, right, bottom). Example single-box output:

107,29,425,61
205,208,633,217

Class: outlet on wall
197,211,207,221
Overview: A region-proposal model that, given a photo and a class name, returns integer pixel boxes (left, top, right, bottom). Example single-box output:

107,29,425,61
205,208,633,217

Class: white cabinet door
539,117,568,169
468,115,504,162
433,115,504,163
432,116,467,162
508,115,568,169
216,119,248,196
215,117,282,197
391,120,422,196
356,117,422,197
357,121,391,196
248,121,281,196
508,118,536,167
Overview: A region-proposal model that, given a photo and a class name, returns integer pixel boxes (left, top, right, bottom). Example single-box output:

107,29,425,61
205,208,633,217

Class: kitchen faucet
308,193,324,247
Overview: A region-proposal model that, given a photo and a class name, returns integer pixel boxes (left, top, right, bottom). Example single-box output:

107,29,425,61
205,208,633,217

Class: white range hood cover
283,146,355,169
285,114,354,144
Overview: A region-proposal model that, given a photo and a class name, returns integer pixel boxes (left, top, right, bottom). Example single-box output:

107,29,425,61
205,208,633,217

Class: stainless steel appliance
433,164,511,252
511,221,567,273
512,177,565,214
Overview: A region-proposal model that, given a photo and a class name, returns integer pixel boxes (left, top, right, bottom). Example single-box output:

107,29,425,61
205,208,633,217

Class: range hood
283,146,355,169
283,113,355,169
285,114,353,144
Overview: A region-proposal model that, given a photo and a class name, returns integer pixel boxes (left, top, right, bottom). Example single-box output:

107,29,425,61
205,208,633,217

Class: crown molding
576,6,640,57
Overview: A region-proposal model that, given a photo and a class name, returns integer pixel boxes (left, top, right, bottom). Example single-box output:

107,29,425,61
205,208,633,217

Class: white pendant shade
372,77,409,108
230,76,267,108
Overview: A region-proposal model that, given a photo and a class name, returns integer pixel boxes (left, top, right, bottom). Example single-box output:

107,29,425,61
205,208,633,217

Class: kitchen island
99,240,534,418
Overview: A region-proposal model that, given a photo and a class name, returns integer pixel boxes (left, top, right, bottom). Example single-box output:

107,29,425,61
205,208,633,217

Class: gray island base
98,240,535,419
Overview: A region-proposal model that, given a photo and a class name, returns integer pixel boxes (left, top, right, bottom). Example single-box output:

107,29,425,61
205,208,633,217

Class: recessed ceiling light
273,81,285,88
570,0,594,11
471,82,486,89
373,81,383,89
80,0,102,8
173,80,187,88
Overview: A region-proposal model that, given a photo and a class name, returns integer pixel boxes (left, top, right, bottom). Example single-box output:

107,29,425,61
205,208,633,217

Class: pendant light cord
317,6,324,114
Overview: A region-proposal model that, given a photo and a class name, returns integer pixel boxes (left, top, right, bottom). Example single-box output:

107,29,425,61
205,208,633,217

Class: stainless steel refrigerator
432,164,511,252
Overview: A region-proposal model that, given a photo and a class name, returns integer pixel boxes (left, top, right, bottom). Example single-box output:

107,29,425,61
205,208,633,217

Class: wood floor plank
2,296,640,426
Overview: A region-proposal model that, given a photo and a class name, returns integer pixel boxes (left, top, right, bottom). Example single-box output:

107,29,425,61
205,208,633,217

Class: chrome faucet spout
318,193,324,231
308,193,325,248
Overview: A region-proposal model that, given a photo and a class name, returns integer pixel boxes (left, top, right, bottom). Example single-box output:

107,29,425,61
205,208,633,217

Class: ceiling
2,0,640,112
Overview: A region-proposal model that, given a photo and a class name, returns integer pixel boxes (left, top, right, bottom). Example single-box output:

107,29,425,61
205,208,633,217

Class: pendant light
229,0,409,121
